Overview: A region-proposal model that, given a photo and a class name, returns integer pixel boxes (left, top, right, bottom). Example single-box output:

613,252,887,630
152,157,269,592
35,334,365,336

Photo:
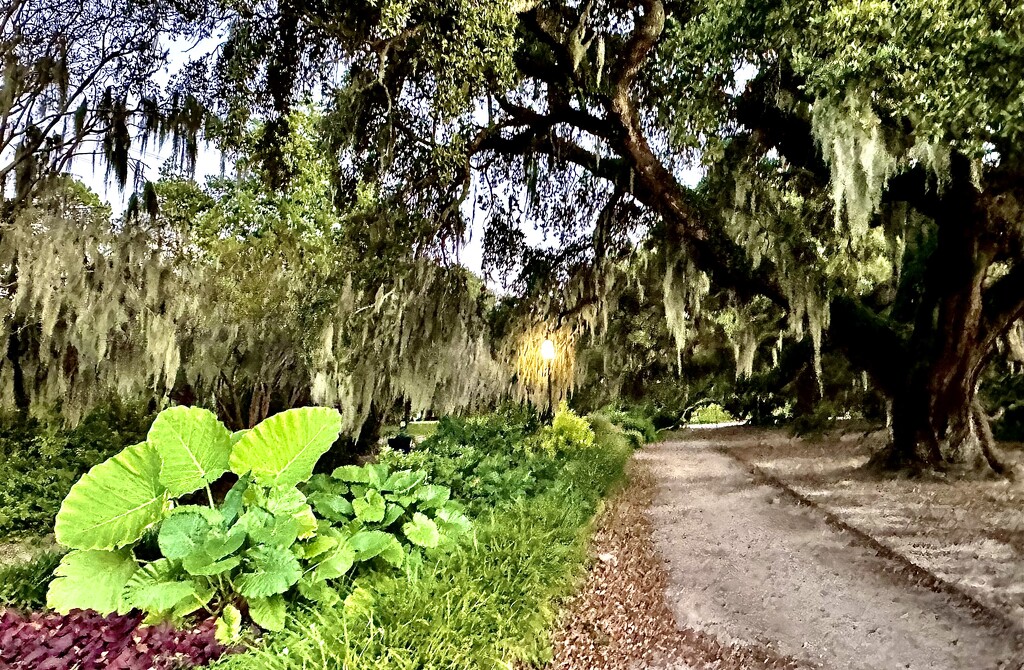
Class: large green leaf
262,486,318,539
123,559,197,614
384,470,427,493
236,545,302,598
402,512,441,549
230,407,342,487
54,442,167,550
249,595,287,631
311,541,356,582
158,510,211,560
46,549,138,615
349,530,395,561
307,492,354,522
240,508,300,548
149,406,232,497
199,525,247,562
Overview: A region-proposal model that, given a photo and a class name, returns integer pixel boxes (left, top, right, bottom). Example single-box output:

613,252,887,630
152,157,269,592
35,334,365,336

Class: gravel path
641,436,1024,670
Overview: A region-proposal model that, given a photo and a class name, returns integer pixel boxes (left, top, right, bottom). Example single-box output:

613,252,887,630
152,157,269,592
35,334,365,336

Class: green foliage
377,408,554,515
229,407,343,488
0,551,63,610
531,404,596,455
305,461,470,565
0,403,153,537
595,407,659,444
687,403,737,425
46,549,139,615
211,417,631,670
53,441,168,550
149,407,232,497
46,405,466,636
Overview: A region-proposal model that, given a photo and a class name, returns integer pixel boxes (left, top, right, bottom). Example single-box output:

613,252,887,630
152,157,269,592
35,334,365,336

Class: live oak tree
6,1,1024,473
194,0,1024,474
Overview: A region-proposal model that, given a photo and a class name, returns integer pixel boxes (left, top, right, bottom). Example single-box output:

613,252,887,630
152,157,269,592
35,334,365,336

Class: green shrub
212,421,631,670
0,402,153,537
687,402,736,424
595,406,658,443
531,403,595,455
46,405,468,642
0,551,63,610
378,409,551,514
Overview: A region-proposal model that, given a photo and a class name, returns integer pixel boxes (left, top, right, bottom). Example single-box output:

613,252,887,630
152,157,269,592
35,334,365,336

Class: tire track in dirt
641,437,1024,670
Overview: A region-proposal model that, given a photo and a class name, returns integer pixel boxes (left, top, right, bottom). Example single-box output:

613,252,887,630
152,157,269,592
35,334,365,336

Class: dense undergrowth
0,404,640,669
0,402,153,537
214,407,633,669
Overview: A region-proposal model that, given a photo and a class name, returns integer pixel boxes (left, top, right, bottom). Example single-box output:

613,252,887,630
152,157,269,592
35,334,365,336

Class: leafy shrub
0,402,153,536
687,402,736,424
594,406,658,444
213,417,632,670
378,409,550,514
46,406,468,640
0,551,63,610
531,404,595,455
0,608,228,669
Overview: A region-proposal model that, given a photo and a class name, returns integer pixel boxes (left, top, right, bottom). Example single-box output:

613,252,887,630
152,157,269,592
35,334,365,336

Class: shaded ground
640,430,1023,670
725,427,1024,627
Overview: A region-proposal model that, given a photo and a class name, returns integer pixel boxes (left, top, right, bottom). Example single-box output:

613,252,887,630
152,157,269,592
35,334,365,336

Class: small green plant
0,551,64,610
45,405,469,641
687,402,736,425
532,404,595,455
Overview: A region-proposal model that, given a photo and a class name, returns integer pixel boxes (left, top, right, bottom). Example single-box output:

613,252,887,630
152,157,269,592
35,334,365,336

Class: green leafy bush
0,402,153,536
531,404,596,455
594,406,659,444
378,409,551,514
45,406,469,641
212,414,632,670
687,402,736,425
0,551,63,610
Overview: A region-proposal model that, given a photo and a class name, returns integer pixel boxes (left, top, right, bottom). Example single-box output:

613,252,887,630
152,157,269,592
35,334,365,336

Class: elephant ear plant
46,406,470,643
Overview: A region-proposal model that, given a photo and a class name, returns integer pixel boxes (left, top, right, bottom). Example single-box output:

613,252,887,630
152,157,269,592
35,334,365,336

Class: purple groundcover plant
0,608,231,670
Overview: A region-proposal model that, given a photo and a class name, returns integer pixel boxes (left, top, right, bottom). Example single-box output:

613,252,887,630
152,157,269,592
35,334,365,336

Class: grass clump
0,551,63,610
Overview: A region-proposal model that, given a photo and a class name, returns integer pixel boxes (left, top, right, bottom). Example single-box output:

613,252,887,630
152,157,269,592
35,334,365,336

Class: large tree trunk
870,156,1018,477
881,372,1008,476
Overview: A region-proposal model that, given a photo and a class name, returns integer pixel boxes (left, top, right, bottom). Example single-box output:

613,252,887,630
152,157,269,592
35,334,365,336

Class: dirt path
640,436,1024,670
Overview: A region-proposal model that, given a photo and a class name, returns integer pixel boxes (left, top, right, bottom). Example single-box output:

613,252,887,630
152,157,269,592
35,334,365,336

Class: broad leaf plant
46,406,470,641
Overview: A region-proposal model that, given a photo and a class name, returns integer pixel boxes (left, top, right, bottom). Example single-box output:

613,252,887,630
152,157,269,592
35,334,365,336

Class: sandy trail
640,436,1024,670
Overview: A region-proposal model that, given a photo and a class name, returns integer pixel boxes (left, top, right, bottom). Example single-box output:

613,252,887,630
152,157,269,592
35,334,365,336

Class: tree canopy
3,0,1023,471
